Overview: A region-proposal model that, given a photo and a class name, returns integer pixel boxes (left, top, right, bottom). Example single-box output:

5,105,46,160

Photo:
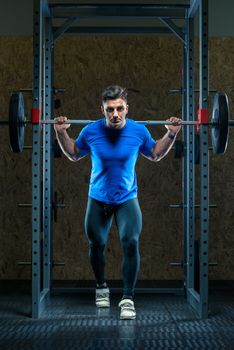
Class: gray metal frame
185,0,209,318
185,6,197,312
31,0,210,319
43,14,53,298
198,0,209,318
182,22,188,297
31,0,49,319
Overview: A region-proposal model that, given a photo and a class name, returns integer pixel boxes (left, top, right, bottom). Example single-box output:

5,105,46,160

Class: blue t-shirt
75,118,156,204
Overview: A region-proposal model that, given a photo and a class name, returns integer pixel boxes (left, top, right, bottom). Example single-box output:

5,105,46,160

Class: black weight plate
9,92,25,153
211,92,229,155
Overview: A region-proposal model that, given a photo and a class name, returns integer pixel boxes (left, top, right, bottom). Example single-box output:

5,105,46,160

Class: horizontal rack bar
50,3,190,8
52,5,187,19
56,26,174,35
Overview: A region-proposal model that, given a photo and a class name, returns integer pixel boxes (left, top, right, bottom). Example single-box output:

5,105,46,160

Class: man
54,85,181,320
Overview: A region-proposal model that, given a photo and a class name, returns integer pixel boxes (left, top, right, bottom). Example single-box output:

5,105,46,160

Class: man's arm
145,116,182,162
54,116,88,162
149,130,178,162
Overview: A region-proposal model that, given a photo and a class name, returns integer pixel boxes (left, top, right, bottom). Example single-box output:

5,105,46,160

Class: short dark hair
101,85,127,103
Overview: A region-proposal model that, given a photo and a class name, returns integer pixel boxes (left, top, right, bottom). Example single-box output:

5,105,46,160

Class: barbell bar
0,118,226,126
3,118,232,126
1,91,232,155
39,119,202,125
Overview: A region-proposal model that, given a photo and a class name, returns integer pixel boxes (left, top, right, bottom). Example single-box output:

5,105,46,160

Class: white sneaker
95,287,110,308
118,299,136,320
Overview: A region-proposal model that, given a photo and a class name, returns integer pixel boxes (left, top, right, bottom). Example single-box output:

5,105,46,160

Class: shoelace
97,292,109,299
120,302,135,310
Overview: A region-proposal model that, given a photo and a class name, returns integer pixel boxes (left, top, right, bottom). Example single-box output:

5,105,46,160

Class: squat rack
31,0,209,319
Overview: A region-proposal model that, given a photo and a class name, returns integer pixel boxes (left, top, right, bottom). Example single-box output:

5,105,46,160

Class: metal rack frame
31,0,209,319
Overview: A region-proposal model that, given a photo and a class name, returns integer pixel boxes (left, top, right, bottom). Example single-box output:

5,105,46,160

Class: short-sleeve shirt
75,118,156,204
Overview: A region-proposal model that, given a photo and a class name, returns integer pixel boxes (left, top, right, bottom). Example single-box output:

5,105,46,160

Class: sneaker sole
96,303,110,308
120,315,136,320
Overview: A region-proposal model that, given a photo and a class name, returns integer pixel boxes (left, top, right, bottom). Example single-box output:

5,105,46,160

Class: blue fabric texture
85,197,142,296
75,118,156,204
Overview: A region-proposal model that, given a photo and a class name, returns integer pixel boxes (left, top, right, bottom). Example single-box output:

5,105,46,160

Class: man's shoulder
82,118,103,133
127,118,147,131
87,118,103,127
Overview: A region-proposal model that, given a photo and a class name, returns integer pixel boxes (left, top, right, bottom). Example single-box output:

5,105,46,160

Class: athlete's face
101,98,129,129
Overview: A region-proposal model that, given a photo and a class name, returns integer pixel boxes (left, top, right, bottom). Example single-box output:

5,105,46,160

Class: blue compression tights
85,197,142,297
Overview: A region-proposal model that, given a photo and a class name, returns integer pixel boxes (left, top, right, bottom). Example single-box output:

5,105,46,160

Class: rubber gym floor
0,282,233,349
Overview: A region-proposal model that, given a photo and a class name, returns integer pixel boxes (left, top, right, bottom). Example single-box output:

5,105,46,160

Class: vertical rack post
31,0,50,319
43,13,53,292
31,0,43,319
198,0,209,318
185,10,195,295
182,30,188,294
186,0,209,318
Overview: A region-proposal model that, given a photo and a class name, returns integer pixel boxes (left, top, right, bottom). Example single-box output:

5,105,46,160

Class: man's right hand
54,116,71,132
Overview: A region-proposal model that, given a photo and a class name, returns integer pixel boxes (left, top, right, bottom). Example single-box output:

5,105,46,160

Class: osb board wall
0,36,234,281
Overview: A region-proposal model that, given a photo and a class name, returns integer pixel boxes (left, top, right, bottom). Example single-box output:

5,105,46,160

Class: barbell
0,91,232,155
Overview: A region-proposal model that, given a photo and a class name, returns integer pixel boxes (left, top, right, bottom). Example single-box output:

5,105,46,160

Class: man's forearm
55,129,78,161
152,130,177,161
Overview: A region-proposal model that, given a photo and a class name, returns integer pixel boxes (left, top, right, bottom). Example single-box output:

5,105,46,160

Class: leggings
85,197,142,297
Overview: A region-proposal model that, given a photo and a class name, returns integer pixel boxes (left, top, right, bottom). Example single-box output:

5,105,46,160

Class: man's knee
121,236,139,257
89,241,106,255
